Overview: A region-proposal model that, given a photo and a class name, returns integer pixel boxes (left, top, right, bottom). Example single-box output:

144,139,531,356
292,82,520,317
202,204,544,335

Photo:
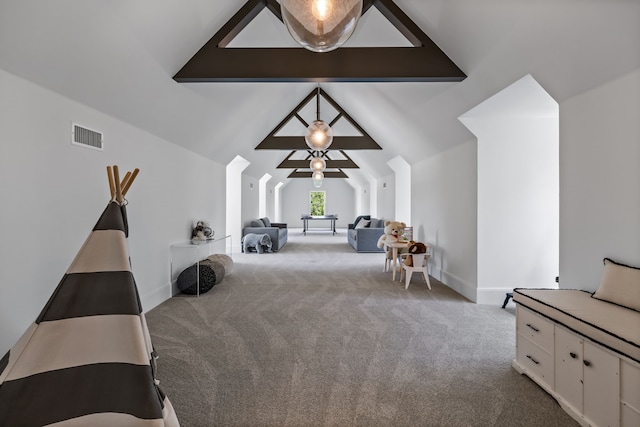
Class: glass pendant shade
312,171,324,188
305,120,333,150
310,156,326,172
281,0,363,53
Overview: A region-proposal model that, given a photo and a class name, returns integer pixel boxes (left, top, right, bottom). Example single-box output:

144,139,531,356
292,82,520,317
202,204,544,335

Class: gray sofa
242,217,288,252
347,215,385,253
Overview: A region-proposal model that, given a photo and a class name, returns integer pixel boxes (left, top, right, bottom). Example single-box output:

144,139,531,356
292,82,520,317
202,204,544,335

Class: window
310,191,325,216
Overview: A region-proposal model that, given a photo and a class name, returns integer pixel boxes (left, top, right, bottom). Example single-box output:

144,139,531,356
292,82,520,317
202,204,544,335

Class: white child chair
399,252,432,290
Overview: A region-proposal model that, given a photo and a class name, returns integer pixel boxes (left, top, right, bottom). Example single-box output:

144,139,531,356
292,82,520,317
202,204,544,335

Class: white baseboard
141,283,173,312
440,269,477,303
476,288,515,305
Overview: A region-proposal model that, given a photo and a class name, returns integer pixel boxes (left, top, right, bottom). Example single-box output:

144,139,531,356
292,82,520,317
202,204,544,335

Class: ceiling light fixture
305,85,333,151
312,171,324,188
281,0,363,53
310,155,326,172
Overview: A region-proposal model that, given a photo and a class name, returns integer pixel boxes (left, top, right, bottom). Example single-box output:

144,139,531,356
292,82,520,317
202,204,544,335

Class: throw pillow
355,219,371,229
251,219,265,227
261,217,272,227
352,215,370,228
370,218,384,228
592,257,640,312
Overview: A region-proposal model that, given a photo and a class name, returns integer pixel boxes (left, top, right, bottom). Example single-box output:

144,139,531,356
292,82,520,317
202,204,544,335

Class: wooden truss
173,0,466,82
258,87,381,178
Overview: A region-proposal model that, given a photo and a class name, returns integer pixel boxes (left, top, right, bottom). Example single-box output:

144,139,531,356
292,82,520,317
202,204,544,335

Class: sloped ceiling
0,0,638,187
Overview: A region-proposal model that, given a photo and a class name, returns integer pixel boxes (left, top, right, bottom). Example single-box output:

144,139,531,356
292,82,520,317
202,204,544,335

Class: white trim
141,283,172,312
441,269,476,302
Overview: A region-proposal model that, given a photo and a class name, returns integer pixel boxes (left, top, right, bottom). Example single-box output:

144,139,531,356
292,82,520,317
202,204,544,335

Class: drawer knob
569,352,577,359
526,354,540,365
583,360,591,367
525,323,540,332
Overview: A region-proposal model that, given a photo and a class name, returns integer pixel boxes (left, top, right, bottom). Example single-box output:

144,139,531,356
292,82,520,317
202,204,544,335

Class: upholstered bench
512,258,640,427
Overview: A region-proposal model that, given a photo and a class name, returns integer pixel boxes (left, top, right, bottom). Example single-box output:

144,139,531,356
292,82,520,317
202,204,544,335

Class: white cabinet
514,306,640,427
555,326,620,427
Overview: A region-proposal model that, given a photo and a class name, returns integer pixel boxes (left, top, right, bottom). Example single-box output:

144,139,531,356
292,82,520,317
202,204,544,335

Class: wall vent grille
72,123,103,150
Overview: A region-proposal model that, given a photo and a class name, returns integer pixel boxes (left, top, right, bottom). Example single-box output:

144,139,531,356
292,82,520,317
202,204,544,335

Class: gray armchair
242,217,287,252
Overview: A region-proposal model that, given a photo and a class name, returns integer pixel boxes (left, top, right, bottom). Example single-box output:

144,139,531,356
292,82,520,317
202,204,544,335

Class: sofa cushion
261,217,272,227
370,218,384,228
592,257,640,312
251,219,265,227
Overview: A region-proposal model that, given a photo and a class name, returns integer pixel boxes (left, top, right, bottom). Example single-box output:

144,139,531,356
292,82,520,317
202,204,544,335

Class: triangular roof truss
173,0,466,82
257,87,380,178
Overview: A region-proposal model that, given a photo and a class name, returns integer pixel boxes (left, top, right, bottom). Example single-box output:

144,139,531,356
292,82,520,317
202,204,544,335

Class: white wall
0,69,226,354
469,116,559,303
226,155,250,253
281,179,355,228
241,172,259,227
412,141,478,302
376,174,396,222
560,67,640,291
265,181,276,220
387,156,411,226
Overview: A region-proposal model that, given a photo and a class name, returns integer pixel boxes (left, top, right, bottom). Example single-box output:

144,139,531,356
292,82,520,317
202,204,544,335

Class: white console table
170,235,231,297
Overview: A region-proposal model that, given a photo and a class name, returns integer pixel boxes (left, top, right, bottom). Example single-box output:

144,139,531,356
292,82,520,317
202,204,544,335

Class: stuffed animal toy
242,233,273,253
403,241,428,266
191,220,214,242
376,220,407,258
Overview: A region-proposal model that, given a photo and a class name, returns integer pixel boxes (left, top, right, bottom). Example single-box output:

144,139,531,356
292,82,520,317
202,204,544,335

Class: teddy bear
191,220,214,242
403,240,428,266
376,220,407,258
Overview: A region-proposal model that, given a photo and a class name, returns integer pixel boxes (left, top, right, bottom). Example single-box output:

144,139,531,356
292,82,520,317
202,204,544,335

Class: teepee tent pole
107,166,116,201
121,168,139,197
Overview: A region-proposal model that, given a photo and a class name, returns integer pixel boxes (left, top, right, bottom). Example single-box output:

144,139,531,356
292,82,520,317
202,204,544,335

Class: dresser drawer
517,306,554,353
517,335,554,387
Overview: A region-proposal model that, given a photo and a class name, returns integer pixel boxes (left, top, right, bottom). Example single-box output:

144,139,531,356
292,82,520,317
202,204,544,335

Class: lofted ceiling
0,0,638,188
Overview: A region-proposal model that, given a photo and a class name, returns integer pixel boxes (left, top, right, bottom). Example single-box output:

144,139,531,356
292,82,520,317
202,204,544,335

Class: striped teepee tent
0,166,179,426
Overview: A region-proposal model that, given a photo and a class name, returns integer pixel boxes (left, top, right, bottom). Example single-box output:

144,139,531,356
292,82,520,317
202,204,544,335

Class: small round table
383,240,409,281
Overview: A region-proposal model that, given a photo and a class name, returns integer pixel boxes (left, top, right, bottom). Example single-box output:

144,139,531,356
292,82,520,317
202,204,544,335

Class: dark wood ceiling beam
174,47,465,82
277,159,359,169
288,170,349,178
256,136,381,150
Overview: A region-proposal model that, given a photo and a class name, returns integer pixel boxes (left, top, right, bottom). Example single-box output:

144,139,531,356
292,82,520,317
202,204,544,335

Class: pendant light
312,171,324,188
310,155,326,172
305,85,333,151
281,0,364,53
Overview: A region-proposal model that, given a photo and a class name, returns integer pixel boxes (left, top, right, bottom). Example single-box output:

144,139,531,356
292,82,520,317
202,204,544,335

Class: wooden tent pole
120,171,132,191
121,168,139,197
113,165,123,204
107,166,116,201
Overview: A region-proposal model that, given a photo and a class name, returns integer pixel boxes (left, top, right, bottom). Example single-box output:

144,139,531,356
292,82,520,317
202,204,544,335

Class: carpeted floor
146,229,578,427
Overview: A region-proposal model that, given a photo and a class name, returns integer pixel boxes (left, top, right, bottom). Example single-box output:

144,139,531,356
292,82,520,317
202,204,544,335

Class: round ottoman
199,258,225,285
206,254,233,276
177,262,216,295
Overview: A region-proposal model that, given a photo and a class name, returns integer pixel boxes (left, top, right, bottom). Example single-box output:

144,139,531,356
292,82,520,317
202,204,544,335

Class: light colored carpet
146,228,578,427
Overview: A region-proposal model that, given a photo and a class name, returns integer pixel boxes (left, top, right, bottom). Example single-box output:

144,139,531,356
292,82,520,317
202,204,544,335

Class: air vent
72,123,103,151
